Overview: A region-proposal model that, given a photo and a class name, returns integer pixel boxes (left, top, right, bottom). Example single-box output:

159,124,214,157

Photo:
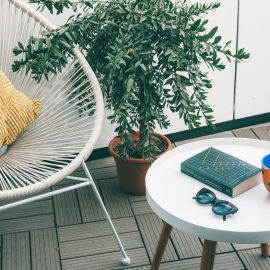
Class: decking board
232,128,258,139
58,217,138,242
131,200,153,216
136,214,178,262
215,242,234,253
0,214,55,235
238,248,270,270
52,185,82,226
128,194,147,203
233,243,260,251
99,178,133,219
159,252,244,269
171,229,203,258
59,231,144,260
1,124,270,270
31,228,61,270
61,247,149,270
77,181,106,222
252,126,270,140
2,232,31,270
0,200,53,221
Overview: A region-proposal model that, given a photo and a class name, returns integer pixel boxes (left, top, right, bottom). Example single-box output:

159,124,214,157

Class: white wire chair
0,0,130,265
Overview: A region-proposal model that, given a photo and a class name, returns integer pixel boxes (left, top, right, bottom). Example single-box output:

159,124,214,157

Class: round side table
146,138,270,270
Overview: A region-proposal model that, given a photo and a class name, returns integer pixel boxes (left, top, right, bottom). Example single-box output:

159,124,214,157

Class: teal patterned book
181,147,262,197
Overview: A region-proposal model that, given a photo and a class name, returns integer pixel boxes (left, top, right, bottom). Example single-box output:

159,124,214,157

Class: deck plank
136,214,178,262
159,252,244,269
232,128,257,139
74,157,115,173
2,232,31,270
126,266,150,270
252,125,270,140
238,248,270,269
60,231,144,259
52,185,82,226
131,200,153,216
171,229,203,258
200,239,234,254
87,156,115,170
62,247,149,270
99,178,133,219
233,243,260,251
128,194,147,203
216,242,234,253
0,214,55,234
72,166,117,180
77,184,106,222
0,200,53,220
58,217,138,242
91,166,118,180
31,228,61,270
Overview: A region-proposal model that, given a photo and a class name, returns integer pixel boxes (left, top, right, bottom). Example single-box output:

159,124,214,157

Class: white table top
146,138,270,244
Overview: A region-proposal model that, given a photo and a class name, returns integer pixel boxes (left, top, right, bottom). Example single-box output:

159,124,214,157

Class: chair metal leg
0,181,90,212
82,161,131,266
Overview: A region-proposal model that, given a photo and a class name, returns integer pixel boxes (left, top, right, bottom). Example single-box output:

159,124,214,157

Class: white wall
28,3,75,27
235,0,270,118
24,0,270,148
154,0,238,133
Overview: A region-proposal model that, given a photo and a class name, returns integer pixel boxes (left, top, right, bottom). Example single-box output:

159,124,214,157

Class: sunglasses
193,188,238,221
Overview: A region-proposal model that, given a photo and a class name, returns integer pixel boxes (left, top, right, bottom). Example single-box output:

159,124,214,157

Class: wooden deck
2,124,270,270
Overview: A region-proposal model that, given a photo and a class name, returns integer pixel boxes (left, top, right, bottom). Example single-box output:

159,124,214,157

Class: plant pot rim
108,131,172,163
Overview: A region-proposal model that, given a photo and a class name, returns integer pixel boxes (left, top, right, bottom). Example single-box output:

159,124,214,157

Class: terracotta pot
108,132,172,195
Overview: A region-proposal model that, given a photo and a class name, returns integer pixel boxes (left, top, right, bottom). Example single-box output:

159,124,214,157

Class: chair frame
0,0,130,265
0,160,130,265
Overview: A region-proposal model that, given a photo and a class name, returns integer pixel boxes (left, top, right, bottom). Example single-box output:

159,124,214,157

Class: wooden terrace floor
2,124,270,270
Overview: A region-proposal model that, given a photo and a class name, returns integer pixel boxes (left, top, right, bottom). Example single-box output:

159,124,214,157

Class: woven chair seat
0,0,104,200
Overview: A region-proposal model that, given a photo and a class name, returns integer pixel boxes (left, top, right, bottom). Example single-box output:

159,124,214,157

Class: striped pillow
0,71,41,146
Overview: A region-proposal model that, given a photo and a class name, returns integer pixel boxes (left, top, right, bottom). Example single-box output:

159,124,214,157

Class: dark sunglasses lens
212,202,233,214
196,193,215,204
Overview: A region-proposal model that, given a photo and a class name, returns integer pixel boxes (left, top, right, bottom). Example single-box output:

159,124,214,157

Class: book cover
181,147,262,197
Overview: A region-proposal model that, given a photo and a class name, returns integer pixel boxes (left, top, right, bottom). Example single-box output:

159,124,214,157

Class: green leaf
127,78,134,92
190,19,201,31
213,36,221,45
201,26,218,41
140,64,147,71
208,26,219,39
224,40,232,48
141,48,152,55
165,49,173,56
181,99,189,109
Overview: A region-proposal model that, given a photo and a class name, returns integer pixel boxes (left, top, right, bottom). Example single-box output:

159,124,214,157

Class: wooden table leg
200,239,217,270
261,243,269,257
150,222,172,270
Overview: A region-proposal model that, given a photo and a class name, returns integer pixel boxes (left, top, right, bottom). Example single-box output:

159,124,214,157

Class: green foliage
29,0,93,14
13,0,249,159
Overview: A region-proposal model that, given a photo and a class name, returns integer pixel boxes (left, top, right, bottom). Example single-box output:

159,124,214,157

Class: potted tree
13,0,249,194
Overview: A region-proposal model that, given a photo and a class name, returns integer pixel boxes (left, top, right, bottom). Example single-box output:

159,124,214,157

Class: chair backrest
0,0,104,199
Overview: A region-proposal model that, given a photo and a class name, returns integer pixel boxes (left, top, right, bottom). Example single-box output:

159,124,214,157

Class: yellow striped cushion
0,71,41,146
0,113,7,147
